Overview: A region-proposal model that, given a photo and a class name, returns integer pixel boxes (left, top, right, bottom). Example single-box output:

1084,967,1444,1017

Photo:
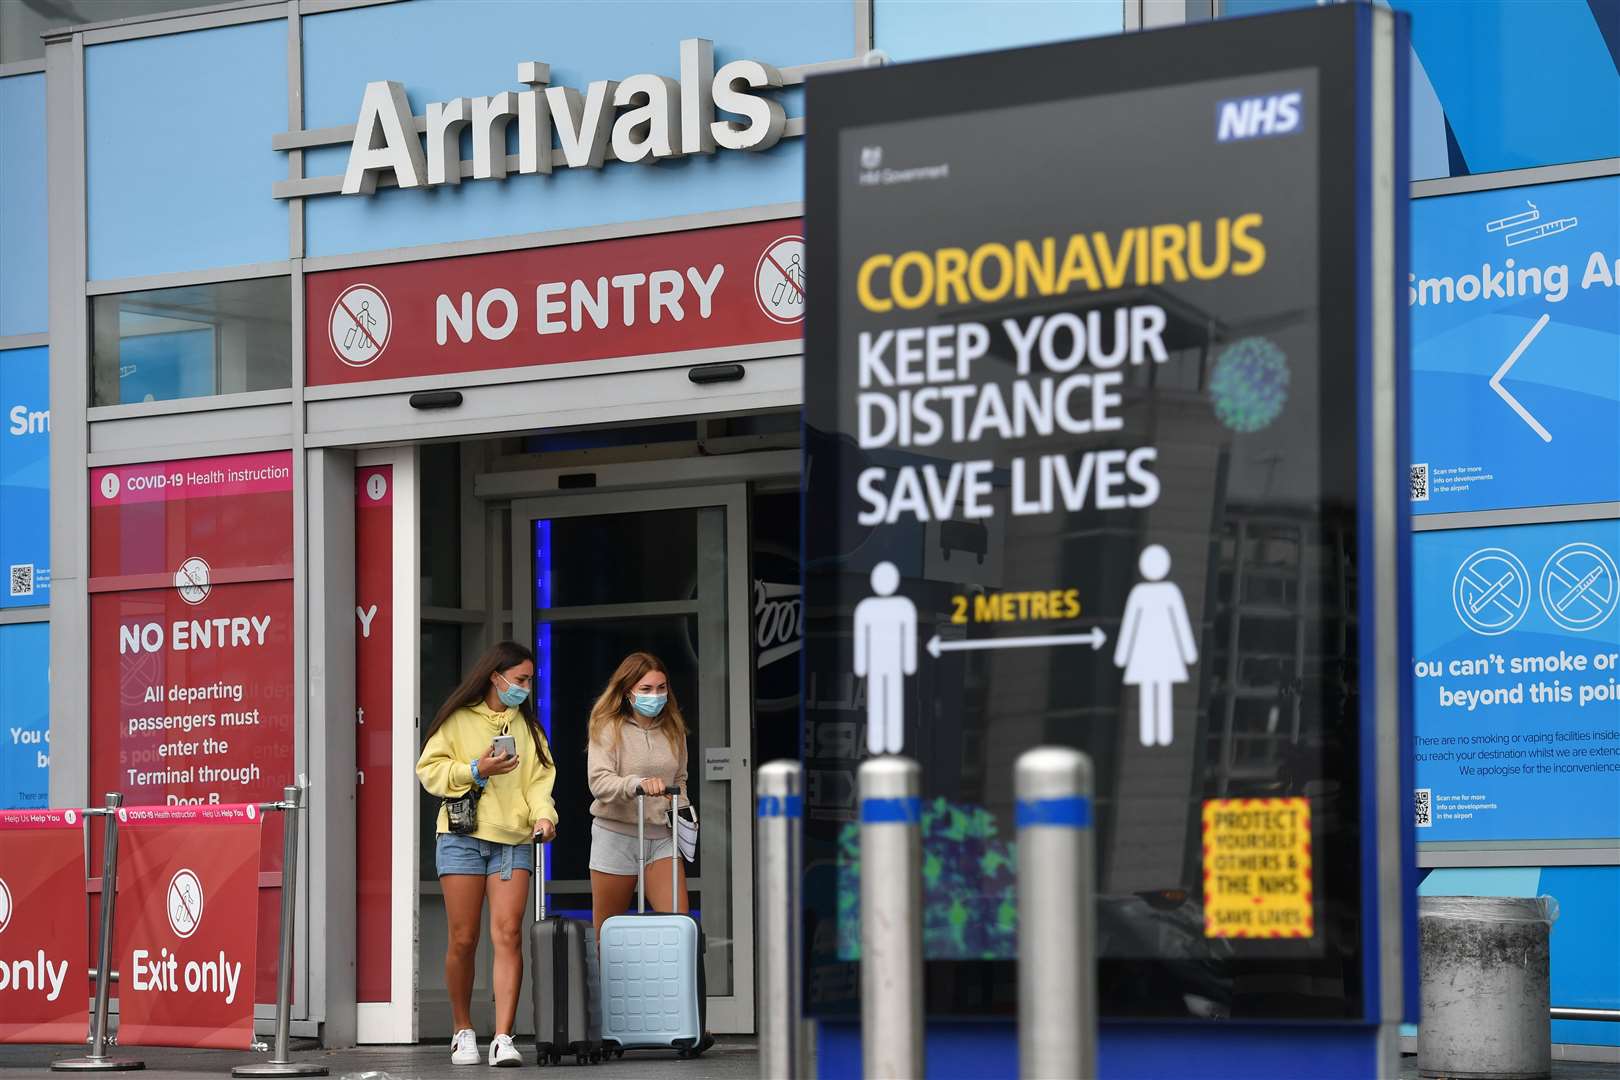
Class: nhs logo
1216,91,1304,142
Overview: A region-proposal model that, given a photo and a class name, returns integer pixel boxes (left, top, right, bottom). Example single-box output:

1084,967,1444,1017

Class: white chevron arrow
926,627,1106,658
1489,313,1552,443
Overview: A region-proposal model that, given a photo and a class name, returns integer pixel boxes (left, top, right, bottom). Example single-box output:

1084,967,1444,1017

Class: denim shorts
435,833,534,880
587,819,674,876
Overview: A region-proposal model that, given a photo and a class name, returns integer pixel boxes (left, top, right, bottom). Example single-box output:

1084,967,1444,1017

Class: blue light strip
1014,796,1091,829
757,795,804,819
859,797,921,824
534,518,553,886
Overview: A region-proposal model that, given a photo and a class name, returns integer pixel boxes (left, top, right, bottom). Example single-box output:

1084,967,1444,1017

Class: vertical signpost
802,6,1411,1077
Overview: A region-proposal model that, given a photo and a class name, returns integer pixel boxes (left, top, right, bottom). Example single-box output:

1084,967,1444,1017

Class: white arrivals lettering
130,948,242,1004
341,40,785,196
356,604,378,639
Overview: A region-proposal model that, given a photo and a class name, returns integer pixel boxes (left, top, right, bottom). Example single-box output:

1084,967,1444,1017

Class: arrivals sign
88,451,294,1003
304,219,804,386
0,809,87,1044
114,804,261,1049
802,6,1405,1021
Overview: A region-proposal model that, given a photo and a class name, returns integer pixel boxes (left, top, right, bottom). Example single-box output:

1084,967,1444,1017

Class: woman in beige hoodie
586,650,690,935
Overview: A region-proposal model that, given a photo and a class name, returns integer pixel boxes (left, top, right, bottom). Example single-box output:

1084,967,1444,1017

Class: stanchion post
1015,747,1096,1080
858,757,924,1080
232,785,326,1078
757,761,804,1079
53,793,144,1073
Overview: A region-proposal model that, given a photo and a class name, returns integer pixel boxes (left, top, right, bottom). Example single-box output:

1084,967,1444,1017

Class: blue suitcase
599,789,707,1058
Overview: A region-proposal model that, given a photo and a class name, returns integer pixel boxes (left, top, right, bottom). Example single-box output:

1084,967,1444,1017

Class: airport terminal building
0,0,1615,1061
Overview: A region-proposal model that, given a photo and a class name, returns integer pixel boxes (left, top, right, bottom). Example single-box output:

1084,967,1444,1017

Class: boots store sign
304,219,804,386
272,40,839,200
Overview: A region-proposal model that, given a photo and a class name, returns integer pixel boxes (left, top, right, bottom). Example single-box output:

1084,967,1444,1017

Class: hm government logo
860,146,882,170
857,144,950,189
1216,90,1304,142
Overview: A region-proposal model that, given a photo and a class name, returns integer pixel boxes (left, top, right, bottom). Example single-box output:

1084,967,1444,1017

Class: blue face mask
631,693,667,718
496,673,529,709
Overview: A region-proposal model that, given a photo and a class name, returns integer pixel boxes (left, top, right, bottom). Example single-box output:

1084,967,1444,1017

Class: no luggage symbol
167,868,204,939
329,284,392,368
755,236,806,324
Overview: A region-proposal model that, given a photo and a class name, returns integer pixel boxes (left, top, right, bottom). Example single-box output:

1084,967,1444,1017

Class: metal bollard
757,761,804,1079
53,793,143,1072
858,757,924,1080
1015,748,1096,1080
233,786,326,1077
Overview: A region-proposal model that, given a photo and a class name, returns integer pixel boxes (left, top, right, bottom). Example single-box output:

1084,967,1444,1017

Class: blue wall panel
1542,866,1620,1048
0,72,48,336
85,20,289,281
0,345,49,608
300,0,850,258
0,621,50,809
873,0,1122,63
1388,0,1620,174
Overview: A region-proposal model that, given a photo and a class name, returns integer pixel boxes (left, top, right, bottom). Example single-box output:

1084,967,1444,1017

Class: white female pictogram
1115,545,1199,748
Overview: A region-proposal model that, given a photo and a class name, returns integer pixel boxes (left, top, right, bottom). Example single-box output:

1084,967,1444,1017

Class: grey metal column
53,794,143,1072
234,787,327,1078
1015,747,1096,1080
756,761,803,1079
858,757,924,1080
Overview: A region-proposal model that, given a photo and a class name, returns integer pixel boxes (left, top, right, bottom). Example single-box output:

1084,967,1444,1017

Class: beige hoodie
587,714,689,839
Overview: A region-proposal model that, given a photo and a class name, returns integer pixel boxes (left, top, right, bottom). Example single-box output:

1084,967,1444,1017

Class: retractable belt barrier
0,787,324,1076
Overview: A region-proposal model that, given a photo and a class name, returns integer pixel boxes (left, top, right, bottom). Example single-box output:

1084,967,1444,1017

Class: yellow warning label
1201,797,1314,939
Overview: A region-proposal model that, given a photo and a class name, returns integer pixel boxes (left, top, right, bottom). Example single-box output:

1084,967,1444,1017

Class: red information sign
88,451,294,1003
0,809,88,1044
304,218,804,386
114,804,261,1049
355,466,393,1002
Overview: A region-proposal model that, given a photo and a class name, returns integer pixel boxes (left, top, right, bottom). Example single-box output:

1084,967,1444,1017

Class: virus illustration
836,797,1019,962
1209,336,1290,433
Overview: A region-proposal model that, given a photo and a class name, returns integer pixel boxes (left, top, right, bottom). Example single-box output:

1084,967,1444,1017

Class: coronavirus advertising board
1408,175,1619,515
802,3,1409,1034
87,451,294,1002
1412,519,1620,843
0,623,49,809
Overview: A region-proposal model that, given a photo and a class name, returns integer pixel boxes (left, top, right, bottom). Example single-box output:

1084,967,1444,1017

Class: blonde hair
588,651,687,757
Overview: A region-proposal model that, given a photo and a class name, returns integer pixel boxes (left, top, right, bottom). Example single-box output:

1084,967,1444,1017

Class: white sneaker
489,1033,523,1068
450,1028,479,1066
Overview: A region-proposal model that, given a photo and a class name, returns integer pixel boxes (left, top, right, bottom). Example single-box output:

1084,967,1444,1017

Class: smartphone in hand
491,734,518,760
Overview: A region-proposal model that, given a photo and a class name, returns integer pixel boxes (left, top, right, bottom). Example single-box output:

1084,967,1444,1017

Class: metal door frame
510,483,756,1033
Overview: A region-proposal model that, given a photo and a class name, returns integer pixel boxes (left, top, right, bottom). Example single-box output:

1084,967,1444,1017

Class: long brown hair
588,651,686,757
425,640,552,768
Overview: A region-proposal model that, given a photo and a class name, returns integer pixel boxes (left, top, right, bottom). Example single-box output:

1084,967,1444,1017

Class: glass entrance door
511,485,755,1032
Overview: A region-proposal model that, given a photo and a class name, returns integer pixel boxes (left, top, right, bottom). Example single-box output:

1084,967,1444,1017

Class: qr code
1414,787,1432,828
1410,463,1429,502
8,564,34,598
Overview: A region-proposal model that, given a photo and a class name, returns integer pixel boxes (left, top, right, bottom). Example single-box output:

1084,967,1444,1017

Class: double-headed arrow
926,627,1107,659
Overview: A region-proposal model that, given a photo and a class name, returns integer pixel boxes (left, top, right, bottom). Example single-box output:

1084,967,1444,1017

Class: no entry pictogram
755,235,806,324
329,283,392,367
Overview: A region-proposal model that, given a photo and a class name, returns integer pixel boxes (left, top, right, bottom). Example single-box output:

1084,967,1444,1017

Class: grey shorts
588,818,674,875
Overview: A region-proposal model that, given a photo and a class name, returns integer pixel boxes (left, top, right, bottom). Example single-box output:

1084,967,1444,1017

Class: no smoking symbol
330,284,392,368
755,236,805,324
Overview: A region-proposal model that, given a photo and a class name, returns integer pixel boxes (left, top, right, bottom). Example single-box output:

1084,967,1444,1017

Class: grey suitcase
599,789,707,1058
530,842,601,1066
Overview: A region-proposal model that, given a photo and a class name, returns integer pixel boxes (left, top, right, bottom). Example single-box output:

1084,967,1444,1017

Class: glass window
90,277,291,405
2,0,230,63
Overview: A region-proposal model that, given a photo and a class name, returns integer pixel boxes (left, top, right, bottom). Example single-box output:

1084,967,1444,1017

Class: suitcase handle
635,790,683,916
535,839,548,920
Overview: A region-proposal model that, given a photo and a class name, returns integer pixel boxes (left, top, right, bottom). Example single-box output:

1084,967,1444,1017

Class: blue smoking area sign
1409,175,1620,515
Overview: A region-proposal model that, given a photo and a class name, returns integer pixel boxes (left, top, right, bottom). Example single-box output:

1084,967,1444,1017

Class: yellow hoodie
416,701,558,847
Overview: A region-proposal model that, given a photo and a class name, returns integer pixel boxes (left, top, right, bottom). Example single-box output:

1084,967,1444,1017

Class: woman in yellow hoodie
417,640,558,1069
